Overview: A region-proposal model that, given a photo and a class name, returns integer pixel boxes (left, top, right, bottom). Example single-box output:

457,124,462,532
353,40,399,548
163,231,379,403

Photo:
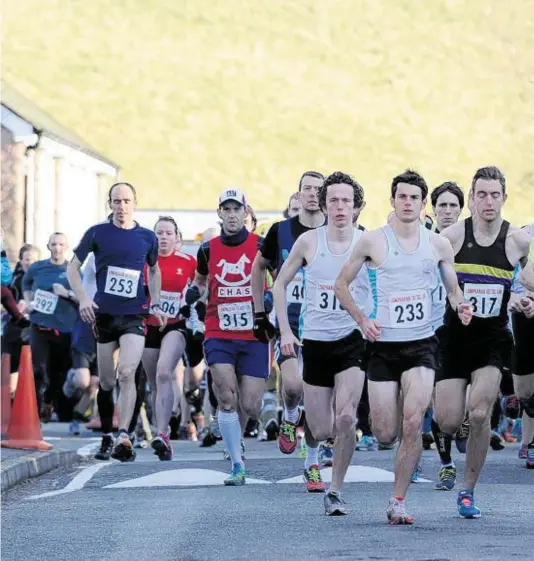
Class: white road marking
104,468,271,488
26,463,108,500
276,465,432,484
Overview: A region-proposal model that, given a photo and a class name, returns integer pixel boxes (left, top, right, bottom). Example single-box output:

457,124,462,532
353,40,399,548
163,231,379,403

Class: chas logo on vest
215,254,252,297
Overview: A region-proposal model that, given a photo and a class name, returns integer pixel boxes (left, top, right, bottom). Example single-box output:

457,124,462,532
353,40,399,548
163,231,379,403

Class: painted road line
276,465,432,484
104,468,271,488
26,463,108,500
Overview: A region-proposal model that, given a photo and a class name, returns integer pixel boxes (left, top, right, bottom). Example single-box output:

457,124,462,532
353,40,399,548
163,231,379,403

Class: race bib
464,283,504,318
218,301,253,331
287,273,304,304
33,289,58,315
159,290,181,318
104,266,140,299
389,289,430,328
433,283,446,304
314,280,346,312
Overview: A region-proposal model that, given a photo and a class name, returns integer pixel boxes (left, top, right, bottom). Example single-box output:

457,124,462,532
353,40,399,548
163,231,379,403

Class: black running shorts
94,313,147,345
302,329,366,388
512,312,534,376
367,336,438,383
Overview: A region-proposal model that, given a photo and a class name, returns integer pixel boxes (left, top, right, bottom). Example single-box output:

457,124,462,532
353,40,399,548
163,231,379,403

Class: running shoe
94,435,114,461
527,443,534,469
62,369,76,398
503,395,520,420
457,490,481,518
278,420,298,454
512,419,522,441
411,464,423,483
455,418,469,453
111,431,136,462
519,444,528,459
224,463,246,486
169,414,180,440
200,430,217,447
303,464,326,493
386,498,414,525
69,419,81,436
152,433,173,461
490,430,505,451
319,439,334,467
355,435,378,451
324,491,348,515
435,465,456,491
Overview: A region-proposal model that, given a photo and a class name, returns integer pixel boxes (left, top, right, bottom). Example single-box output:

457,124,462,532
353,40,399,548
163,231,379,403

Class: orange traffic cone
1,353,11,437
1,346,53,451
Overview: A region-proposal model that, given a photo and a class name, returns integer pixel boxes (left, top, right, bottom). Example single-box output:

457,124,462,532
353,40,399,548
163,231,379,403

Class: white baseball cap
218,188,247,207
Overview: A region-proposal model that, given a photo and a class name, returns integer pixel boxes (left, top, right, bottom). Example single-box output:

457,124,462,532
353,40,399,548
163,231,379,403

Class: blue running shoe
457,490,481,518
435,465,456,491
224,463,246,486
411,464,423,483
356,436,378,451
319,439,334,467
69,419,80,436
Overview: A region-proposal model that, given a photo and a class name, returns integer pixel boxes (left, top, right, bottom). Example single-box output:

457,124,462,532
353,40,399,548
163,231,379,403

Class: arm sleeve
197,243,210,276
74,226,96,263
259,223,279,264
146,233,159,267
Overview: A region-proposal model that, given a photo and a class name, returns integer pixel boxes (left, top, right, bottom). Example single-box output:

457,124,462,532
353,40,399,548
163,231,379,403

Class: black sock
431,418,453,465
97,385,114,434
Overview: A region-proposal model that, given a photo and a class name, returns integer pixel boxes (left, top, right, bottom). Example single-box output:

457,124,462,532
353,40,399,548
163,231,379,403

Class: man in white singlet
335,169,473,525
273,171,368,516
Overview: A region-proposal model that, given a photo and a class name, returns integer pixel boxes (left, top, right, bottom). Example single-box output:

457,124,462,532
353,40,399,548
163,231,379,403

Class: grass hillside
3,0,534,226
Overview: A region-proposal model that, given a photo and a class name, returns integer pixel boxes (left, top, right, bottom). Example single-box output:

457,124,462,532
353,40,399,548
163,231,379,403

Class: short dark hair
319,171,365,209
431,181,465,209
19,243,38,260
155,216,179,236
283,192,299,217
298,171,324,191
108,182,137,203
471,166,506,195
391,169,428,199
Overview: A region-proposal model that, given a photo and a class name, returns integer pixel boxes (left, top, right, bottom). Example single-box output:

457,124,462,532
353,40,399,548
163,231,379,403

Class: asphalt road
1,427,532,561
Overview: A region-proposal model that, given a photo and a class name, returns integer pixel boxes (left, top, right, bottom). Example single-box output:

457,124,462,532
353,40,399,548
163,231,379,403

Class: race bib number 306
159,290,181,318
389,289,429,328
104,266,140,299
34,289,58,315
464,283,504,318
218,301,253,331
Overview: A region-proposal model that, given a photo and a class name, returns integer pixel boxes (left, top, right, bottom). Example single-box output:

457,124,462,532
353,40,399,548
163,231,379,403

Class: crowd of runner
1,166,533,524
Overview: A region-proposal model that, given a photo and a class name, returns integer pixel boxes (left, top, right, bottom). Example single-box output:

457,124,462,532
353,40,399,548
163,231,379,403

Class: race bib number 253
104,266,140,299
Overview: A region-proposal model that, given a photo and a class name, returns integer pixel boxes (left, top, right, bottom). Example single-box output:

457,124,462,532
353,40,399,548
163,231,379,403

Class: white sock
284,406,299,424
305,442,319,469
217,410,243,467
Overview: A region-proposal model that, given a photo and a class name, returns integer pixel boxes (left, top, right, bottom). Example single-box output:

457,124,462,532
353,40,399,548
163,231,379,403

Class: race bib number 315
218,301,253,331
464,283,503,318
104,266,140,299
34,289,58,315
389,289,429,328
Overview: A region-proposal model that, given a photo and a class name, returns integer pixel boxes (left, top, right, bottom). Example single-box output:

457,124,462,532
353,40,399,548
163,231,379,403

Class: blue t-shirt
22,260,77,333
74,221,158,315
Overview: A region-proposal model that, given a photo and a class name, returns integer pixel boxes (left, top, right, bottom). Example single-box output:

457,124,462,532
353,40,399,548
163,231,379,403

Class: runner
335,169,472,524
511,223,534,468
426,181,466,489
67,182,165,462
519,235,534,290
184,188,270,485
23,232,78,421
142,216,196,461
274,171,368,514
284,192,301,219
251,170,327,491
435,166,533,517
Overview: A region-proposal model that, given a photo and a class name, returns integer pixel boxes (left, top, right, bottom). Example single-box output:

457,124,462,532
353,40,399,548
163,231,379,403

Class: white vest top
367,224,437,342
300,227,367,341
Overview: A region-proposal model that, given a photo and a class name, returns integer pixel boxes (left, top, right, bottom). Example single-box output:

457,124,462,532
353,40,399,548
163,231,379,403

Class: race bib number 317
389,289,429,328
464,283,504,318
104,266,140,299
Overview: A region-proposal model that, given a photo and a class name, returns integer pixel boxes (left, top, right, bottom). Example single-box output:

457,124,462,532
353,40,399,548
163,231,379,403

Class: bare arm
147,263,162,304
251,251,269,313
334,233,371,326
67,256,89,303
273,236,307,336
518,239,534,292
23,291,34,310
435,236,465,310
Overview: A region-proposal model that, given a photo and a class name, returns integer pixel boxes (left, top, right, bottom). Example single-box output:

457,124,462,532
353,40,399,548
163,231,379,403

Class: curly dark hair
391,169,428,199
319,171,365,209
